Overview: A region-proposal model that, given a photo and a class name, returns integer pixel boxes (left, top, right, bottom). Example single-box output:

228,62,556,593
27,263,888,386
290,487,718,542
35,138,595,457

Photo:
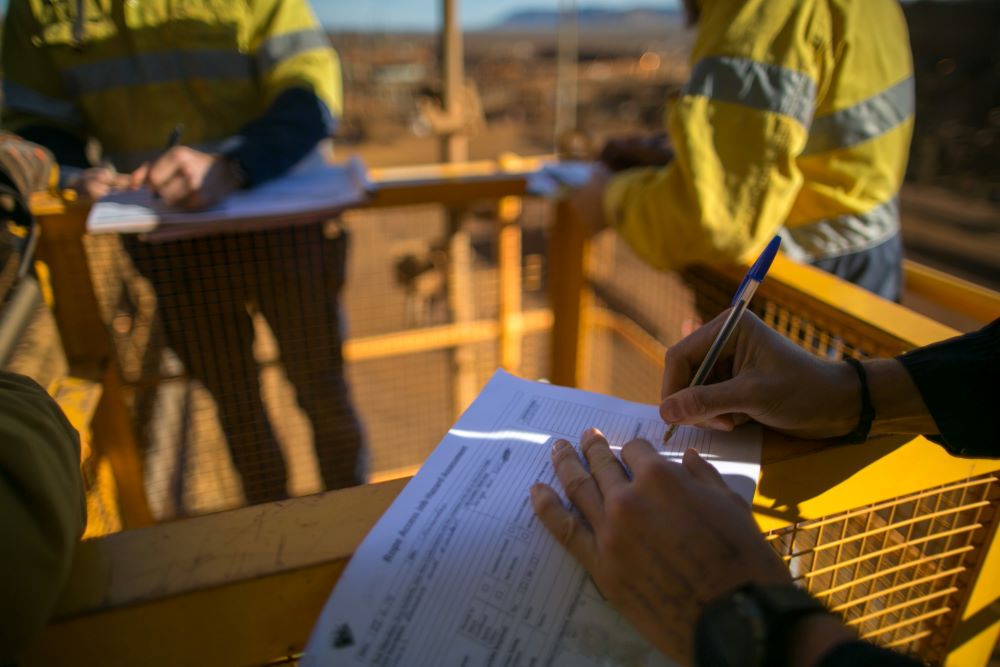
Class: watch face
695,591,766,667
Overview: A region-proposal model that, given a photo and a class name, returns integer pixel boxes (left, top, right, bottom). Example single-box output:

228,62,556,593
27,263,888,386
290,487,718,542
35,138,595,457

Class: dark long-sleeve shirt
896,318,1000,457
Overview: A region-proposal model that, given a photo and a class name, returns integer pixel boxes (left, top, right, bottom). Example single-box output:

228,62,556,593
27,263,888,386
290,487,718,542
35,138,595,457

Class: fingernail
661,399,682,422
552,439,571,455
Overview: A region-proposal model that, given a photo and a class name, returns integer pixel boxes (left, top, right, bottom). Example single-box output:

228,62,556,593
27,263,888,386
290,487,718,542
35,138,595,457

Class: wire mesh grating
76,199,555,517
767,474,998,663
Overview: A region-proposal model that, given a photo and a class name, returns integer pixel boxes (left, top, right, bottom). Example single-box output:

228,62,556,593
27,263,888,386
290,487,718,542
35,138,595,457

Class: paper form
303,369,761,666
525,161,594,196
85,155,370,237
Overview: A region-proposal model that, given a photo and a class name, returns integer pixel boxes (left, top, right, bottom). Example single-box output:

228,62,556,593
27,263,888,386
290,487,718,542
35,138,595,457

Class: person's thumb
660,377,752,429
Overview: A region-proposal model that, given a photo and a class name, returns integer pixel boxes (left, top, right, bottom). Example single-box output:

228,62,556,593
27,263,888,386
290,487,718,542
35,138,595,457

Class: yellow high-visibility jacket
604,0,914,269
1,0,342,171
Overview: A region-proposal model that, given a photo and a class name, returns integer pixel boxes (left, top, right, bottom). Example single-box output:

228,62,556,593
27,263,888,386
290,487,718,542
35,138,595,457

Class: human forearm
224,87,335,187
863,358,938,437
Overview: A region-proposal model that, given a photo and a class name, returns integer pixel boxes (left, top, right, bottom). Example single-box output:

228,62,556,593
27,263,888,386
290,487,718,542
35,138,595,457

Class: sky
0,1,681,32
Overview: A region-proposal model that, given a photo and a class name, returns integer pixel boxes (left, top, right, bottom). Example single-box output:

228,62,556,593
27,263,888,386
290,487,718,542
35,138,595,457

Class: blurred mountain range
491,6,684,32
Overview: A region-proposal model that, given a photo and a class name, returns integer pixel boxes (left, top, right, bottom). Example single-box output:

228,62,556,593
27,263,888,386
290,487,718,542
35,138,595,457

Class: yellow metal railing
903,259,1000,326
19,160,1000,666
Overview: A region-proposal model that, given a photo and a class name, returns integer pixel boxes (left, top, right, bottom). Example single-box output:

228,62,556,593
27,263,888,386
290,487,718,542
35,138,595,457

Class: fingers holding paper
531,431,791,665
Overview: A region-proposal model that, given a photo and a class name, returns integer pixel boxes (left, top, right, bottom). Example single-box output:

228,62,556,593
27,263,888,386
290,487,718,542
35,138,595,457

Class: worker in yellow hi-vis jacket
2,0,366,506
578,0,914,301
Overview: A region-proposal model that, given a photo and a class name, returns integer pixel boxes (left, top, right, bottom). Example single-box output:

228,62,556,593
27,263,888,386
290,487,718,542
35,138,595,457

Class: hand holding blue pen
662,235,781,443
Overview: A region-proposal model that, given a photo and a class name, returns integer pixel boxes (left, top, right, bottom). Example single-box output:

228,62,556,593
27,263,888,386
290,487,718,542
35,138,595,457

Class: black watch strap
753,584,832,667
696,583,833,667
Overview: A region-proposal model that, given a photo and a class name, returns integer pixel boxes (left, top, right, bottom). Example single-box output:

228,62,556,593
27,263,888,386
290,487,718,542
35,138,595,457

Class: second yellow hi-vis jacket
604,0,914,270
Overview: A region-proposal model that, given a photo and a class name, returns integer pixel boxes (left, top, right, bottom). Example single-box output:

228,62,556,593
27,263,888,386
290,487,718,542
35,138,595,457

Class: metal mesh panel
343,205,450,336
84,223,365,517
682,263,906,360
77,198,552,517
768,475,999,663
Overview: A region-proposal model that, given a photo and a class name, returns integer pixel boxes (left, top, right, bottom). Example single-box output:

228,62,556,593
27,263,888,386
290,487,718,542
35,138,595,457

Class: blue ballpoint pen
662,235,782,443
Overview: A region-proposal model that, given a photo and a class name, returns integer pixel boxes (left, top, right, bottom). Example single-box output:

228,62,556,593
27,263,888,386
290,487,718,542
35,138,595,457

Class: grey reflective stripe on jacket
683,55,817,127
256,28,331,73
683,57,907,261
803,77,915,155
780,198,900,263
62,50,254,96
59,28,330,97
1,80,84,127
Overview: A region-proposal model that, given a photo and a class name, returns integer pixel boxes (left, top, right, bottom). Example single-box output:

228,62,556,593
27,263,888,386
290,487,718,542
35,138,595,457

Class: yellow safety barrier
19,159,1000,666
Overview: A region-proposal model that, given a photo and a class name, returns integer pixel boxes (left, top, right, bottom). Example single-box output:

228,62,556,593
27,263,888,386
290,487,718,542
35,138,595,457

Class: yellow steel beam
904,259,1000,325
343,309,552,362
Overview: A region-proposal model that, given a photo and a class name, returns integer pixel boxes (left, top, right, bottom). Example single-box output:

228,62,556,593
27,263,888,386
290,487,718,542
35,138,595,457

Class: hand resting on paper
530,428,794,665
66,166,133,199
131,146,244,210
659,310,937,440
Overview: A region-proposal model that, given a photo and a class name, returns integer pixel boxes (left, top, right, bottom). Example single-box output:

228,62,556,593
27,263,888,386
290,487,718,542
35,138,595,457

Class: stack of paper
304,370,761,666
85,156,371,241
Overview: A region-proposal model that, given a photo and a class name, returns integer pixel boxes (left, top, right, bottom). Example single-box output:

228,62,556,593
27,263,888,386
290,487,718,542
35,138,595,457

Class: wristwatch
694,583,831,667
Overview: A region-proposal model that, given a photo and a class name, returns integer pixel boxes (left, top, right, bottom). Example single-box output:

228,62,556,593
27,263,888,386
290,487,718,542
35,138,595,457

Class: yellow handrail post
446,208,478,417
497,195,523,373
548,199,590,387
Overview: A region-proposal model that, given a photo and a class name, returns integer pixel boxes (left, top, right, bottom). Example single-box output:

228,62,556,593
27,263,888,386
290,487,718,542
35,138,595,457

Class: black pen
150,124,183,199
165,123,184,150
